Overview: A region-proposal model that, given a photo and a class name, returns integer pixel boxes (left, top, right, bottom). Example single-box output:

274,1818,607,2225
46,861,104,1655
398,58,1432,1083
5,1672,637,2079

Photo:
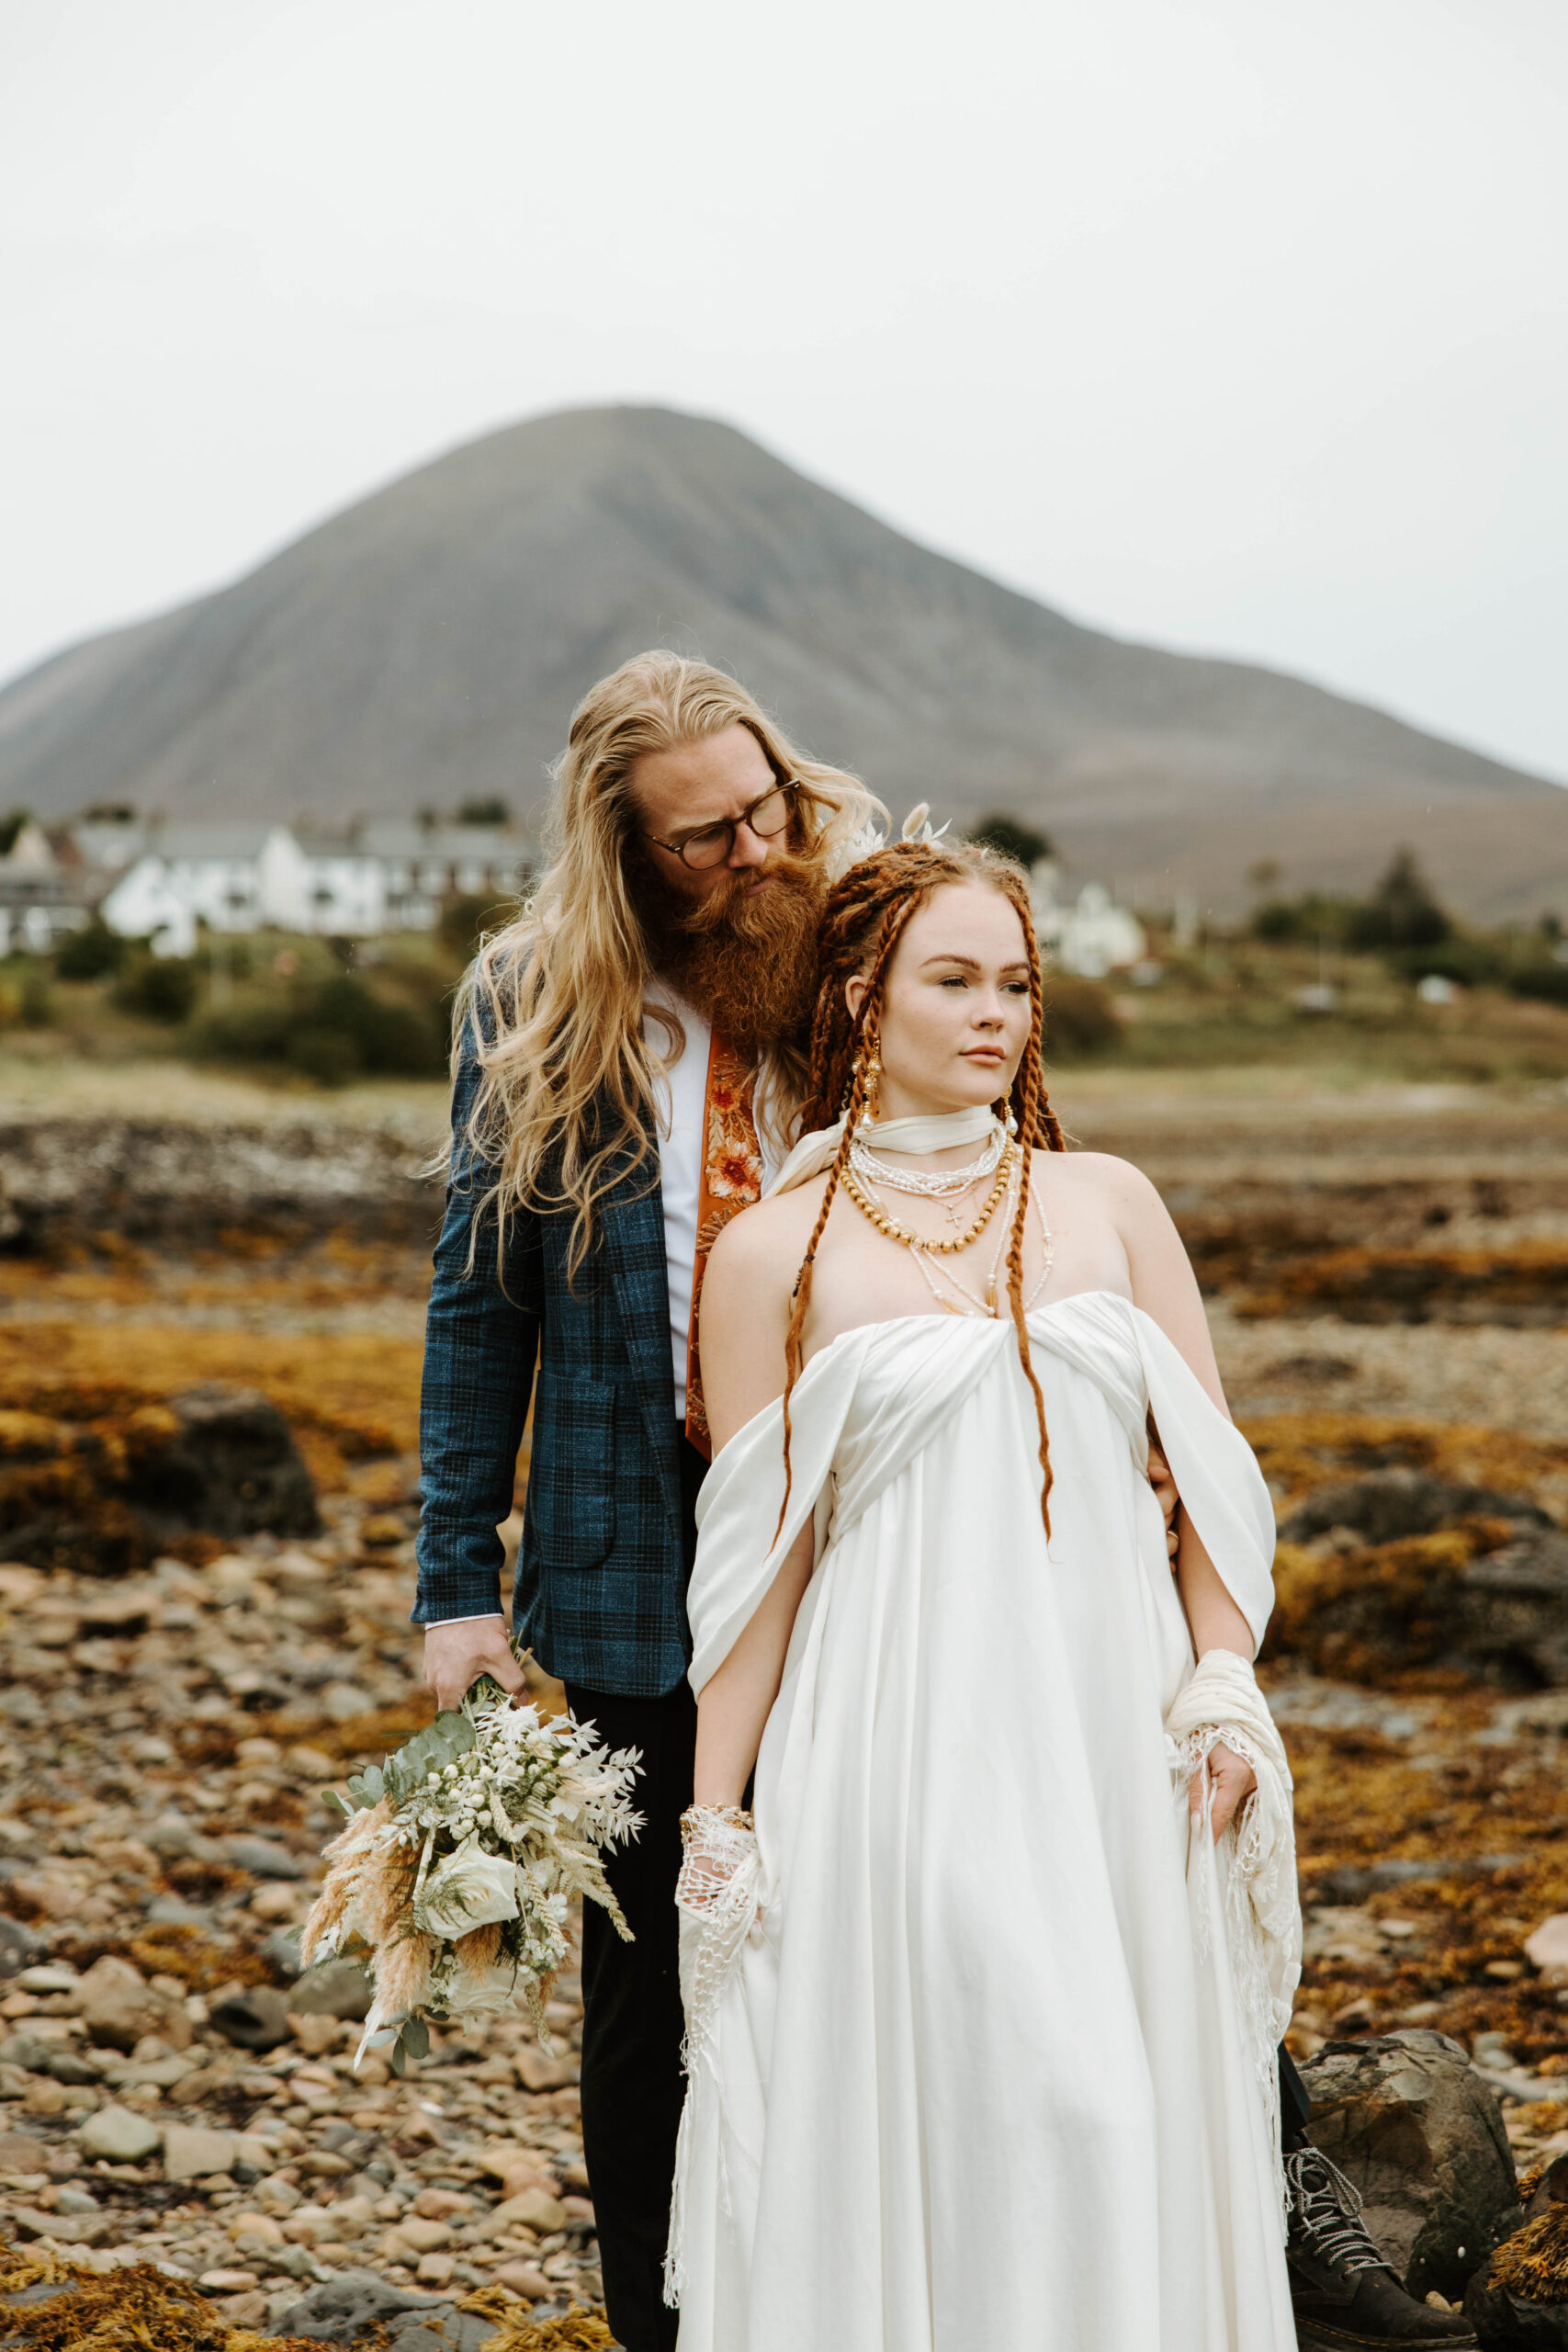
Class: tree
1348,849,1451,953
968,812,1054,868
457,797,512,827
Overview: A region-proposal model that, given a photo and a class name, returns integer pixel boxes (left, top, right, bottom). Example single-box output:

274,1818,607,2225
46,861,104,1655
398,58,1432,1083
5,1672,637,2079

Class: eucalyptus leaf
390,2039,407,2076
400,2016,430,2060
381,1709,476,1805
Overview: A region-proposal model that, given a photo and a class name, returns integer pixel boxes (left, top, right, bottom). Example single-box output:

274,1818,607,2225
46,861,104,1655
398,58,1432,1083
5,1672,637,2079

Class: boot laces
1285,2148,1398,2279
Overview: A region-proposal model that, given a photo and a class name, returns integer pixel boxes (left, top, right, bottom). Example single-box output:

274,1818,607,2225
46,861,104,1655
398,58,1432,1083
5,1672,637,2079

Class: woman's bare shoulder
705,1178,830,1284
1034,1147,1166,1210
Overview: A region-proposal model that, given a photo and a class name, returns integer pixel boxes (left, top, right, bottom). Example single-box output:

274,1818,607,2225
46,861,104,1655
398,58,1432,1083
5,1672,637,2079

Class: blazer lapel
600,1157,682,1539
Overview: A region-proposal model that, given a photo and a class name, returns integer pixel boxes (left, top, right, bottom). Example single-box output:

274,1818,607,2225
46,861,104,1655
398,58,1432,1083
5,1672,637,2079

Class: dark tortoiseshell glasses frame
644,779,818,870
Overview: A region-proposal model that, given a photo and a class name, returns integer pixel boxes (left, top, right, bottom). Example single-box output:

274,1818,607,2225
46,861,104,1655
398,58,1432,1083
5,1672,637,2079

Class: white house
96,818,536,954
1029,861,1147,978
0,820,94,955
102,824,316,956
355,820,534,930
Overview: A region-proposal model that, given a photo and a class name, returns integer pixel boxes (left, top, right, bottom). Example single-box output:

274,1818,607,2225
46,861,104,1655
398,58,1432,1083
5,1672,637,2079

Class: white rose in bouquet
414,1842,519,1940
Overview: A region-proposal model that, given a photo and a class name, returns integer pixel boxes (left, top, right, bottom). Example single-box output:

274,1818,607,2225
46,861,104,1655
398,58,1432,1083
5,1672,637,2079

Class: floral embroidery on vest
684,1033,763,1459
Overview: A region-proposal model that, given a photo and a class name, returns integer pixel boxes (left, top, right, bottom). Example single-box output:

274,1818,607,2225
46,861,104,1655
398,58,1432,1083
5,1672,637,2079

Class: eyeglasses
644,780,808,871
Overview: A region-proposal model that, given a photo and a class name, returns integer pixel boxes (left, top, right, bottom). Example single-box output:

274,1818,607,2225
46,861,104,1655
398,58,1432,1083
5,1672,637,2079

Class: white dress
670,1289,1298,2352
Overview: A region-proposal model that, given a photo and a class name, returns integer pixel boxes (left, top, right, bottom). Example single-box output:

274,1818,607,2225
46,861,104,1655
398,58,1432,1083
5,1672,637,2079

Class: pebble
74,2105,164,2162
0,1529,607,2332
163,2122,237,2179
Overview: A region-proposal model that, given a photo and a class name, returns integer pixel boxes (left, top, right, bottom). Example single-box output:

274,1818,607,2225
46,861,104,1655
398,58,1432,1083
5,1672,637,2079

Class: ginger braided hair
775,838,1066,1542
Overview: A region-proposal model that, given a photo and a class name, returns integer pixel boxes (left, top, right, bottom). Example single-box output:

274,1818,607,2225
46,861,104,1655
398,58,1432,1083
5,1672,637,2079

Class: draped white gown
671,1289,1296,2352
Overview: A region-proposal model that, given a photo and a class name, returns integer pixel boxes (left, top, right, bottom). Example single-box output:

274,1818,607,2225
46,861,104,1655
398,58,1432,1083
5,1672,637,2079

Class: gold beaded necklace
839,1139,1014,1255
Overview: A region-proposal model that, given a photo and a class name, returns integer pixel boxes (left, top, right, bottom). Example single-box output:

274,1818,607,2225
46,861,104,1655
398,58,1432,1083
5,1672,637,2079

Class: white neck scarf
765,1104,1000,1198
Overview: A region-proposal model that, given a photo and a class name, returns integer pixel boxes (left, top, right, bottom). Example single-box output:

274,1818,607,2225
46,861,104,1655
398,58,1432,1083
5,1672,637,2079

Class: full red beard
635,851,827,1061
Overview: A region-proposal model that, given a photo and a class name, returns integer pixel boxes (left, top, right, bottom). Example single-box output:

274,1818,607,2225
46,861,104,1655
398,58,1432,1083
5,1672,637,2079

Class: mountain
0,403,1562,919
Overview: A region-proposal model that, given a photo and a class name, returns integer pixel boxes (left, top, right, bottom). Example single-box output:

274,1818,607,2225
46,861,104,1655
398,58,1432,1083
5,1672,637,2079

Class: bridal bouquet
299,1684,644,2073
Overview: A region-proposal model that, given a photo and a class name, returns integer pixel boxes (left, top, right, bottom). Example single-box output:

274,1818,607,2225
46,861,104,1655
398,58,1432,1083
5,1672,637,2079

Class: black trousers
564,1429,706,2352
570,1431,1311,2347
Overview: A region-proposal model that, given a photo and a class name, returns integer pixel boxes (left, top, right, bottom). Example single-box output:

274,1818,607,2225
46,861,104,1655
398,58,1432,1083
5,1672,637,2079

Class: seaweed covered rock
1268,1469,1568,1688
1464,2159,1568,2347
0,1380,317,1571
1279,1469,1551,1546
122,1384,319,1540
1298,2031,1518,2302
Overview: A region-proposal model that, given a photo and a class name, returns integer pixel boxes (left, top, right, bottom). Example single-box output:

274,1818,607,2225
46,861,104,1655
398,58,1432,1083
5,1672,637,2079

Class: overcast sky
3,0,1564,780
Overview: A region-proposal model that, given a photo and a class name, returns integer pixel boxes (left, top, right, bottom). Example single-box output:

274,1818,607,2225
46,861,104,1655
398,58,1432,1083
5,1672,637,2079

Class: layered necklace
840,1127,1013,1254
839,1107,1056,1317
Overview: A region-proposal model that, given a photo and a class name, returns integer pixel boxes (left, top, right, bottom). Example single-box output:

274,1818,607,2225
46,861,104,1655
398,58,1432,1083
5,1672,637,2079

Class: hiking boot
1285,2146,1478,2347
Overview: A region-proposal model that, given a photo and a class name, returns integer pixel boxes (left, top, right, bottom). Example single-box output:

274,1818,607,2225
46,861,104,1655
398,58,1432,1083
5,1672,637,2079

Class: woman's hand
423,1617,527,1713
1190,1739,1258,1838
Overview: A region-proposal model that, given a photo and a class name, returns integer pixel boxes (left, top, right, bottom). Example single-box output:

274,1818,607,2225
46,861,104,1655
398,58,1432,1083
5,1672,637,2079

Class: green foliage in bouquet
302,1674,643,2078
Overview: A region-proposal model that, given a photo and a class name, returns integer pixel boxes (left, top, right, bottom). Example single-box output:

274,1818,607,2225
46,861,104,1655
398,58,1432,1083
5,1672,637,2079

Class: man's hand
1190,1739,1258,1838
1148,1437,1179,1565
423,1617,527,1713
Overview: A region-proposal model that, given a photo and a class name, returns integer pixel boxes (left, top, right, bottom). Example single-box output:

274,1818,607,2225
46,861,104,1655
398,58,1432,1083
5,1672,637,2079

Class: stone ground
2,1066,1567,2341
0,1506,604,2337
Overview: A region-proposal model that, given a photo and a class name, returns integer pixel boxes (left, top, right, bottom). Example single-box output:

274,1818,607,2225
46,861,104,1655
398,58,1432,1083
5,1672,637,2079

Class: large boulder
0,1382,318,1573
123,1384,319,1540
1299,2031,1518,2302
1280,1470,1551,1546
1462,2155,1568,2349
1270,1465,1568,1688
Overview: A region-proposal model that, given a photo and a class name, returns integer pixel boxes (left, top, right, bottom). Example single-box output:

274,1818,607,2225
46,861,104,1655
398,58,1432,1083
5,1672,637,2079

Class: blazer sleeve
412,1018,544,1625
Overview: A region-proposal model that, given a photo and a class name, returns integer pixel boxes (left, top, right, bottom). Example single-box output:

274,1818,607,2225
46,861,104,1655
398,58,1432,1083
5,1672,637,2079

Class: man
412,650,1473,2352
414,651,877,2352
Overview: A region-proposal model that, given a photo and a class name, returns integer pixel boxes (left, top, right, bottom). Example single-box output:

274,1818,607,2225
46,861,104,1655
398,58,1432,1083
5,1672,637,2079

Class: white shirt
644,982,713,1421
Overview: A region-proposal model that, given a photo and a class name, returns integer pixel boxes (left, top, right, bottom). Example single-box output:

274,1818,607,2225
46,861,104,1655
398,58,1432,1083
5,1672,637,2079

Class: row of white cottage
1,816,1146,978
94,820,536,958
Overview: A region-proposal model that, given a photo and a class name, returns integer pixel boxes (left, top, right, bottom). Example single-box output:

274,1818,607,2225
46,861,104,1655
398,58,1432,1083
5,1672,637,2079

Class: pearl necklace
839,1140,1015,1255
848,1118,1006,1201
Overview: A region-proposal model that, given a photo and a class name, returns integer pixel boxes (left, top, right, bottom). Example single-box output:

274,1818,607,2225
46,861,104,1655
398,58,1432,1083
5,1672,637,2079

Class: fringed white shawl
1167,1647,1302,2224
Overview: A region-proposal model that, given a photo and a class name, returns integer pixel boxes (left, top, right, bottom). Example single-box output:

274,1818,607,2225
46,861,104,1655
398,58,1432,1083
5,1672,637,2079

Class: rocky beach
3,1069,1568,2346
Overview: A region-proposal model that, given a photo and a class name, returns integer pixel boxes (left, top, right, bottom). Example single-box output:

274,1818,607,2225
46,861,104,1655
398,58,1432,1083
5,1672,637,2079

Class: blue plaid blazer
412,1026,690,1697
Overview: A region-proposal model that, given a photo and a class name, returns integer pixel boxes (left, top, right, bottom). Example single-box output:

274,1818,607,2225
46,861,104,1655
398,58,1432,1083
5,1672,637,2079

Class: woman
665,837,1301,2351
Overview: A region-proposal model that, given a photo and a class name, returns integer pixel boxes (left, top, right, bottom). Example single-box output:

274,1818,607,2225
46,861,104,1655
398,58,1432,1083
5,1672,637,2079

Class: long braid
778,837,1066,1542
775,888,922,1542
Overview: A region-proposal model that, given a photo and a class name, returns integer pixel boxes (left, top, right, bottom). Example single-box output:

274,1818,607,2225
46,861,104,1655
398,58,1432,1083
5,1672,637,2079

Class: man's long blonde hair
452,650,883,1272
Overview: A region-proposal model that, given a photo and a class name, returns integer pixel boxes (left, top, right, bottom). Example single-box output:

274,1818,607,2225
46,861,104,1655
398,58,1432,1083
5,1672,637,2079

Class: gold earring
862,1045,882,1126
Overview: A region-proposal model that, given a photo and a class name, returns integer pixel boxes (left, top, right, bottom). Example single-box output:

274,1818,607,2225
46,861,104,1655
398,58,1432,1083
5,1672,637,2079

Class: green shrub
1249,893,1354,945
309,977,445,1075
1508,963,1568,1007
438,895,513,962
188,1002,295,1060
18,970,52,1027
54,920,125,980
1387,938,1506,987
1043,975,1123,1057
187,973,445,1081
114,954,199,1022
287,1028,362,1087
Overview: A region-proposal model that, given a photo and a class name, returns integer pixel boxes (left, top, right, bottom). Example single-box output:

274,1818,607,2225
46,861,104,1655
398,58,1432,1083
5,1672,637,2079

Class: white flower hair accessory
822,802,951,885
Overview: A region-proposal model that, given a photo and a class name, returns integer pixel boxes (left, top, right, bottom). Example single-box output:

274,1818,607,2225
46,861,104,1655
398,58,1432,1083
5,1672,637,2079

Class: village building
90,816,536,955
1029,859,1148,977
100,824,318,958
0,819,96,956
